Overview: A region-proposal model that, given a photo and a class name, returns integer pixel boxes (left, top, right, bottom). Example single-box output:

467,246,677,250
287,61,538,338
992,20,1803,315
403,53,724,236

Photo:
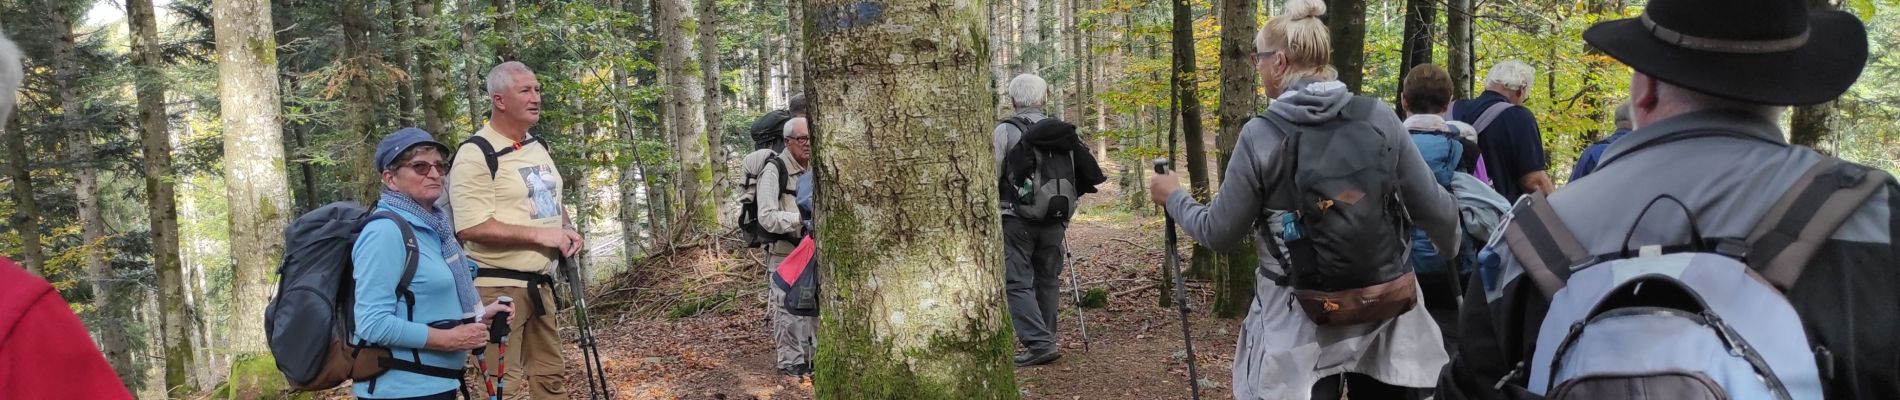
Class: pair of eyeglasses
404,161,451,176
1253,50,1280,62
788,136,813,143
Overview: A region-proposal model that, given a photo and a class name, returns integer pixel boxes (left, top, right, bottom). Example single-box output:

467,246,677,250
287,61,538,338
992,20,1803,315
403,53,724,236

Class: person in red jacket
0,256,135,399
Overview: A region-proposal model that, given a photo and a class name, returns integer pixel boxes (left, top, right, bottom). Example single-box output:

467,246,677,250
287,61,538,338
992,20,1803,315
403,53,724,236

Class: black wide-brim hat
1583,0,1869,106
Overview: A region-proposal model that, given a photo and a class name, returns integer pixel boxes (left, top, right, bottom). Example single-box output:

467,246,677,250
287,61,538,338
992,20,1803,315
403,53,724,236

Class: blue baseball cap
375,127,450,173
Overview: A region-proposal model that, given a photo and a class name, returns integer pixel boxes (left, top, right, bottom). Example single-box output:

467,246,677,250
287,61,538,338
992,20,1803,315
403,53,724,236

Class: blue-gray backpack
1497,155,1891,399
1407,129,1469,277
266,202,459,392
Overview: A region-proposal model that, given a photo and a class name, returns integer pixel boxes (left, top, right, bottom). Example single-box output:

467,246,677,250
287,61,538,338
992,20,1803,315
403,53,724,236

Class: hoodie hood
1266,79,1353,124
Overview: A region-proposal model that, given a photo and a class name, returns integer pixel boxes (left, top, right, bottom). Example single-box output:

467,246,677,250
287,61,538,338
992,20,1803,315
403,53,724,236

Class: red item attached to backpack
776,236,815,285
0,256,134,399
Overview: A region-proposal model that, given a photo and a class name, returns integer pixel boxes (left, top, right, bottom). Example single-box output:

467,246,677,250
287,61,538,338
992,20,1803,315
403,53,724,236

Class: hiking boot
778,364,810,377
1013,349,1061,367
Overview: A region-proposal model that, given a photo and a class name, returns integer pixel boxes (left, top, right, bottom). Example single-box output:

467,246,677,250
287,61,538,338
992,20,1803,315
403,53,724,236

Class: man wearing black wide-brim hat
1437,0,1900,399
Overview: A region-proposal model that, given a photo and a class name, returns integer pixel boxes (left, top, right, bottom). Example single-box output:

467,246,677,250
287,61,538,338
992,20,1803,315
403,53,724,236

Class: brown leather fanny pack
1292,271,1419,325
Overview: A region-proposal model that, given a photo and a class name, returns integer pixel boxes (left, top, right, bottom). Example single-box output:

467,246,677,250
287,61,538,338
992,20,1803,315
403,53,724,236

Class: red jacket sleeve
0,258,133,399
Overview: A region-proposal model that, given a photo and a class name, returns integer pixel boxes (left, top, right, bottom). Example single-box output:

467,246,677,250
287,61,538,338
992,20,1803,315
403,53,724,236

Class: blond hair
1256,0,1336,89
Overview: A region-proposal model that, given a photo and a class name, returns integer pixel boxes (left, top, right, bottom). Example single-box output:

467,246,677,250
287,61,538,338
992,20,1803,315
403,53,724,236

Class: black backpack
1258,96,1413,293
739,149,799,248
749,110,795,150
1001,117,1081,222
267,202,458,392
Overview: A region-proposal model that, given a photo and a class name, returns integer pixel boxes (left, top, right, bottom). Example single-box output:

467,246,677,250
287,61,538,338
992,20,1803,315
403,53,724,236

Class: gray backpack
1001,117,1081,222
1499,156,1891,399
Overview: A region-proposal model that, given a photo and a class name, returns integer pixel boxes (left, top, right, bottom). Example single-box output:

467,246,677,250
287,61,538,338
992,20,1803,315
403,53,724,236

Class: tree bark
1398,0,1434,108
130,0,197,392
657,0,717,241
1021,0,1041,73
49,0,138,387
1446,0,1473,98
1212,0,1260,318
213,0,293,394
496,0,521,61
805,1,1019,397
785,0,805,92
393,0,419,126
343,0,381,204
2,79,43,278
699,0,728,216
1327,0,1367,93
417,0,449,135
461,0,487,130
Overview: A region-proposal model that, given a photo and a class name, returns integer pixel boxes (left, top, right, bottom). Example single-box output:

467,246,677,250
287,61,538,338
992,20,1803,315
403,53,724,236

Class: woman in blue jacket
353,128,513,399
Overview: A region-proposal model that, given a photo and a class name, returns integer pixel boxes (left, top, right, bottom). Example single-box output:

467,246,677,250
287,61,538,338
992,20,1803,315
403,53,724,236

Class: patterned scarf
380,188,480,317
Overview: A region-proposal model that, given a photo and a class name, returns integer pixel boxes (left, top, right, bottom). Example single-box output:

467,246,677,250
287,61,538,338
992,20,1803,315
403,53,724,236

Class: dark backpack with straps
268,202,461,392
1000,117,1082,223
740,149,799,248
1494,155,1892,399
1256,96,1420,325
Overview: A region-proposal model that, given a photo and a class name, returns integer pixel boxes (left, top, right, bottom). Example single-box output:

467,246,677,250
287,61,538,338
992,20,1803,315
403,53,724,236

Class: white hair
1007,74,1048,108
782,117,807,138
485,61,534,96
0,31,21,127
1485,60,1536,92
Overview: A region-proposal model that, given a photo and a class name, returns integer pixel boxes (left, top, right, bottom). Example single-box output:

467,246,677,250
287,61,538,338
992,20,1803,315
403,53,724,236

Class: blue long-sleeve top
351,203,470,398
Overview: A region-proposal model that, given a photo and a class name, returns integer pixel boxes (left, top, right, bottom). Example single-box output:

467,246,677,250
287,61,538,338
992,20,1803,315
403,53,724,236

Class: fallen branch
1112,283,1159,299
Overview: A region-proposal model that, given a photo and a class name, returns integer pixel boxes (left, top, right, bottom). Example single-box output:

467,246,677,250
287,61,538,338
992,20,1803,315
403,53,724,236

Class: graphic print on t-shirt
519,165,560,220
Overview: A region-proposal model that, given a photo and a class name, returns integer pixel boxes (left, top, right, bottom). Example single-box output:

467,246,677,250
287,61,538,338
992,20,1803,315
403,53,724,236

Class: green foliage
1080,287,1108,309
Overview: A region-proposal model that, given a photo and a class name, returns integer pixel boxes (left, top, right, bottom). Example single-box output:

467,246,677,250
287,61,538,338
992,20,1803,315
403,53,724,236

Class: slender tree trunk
1211,0,1260,318
213,0,293,394
699,0,728,217
1398,0,1434,108
461,0,487,130
344,0,381,204
49,0,138,387
496,0,521,60
990,0,1010,116
785,0,805,91
1327,0,1367,93
417,0,449,135
805,1,1018,397
1447,0,1473,98
657,0,716,241
130,0,196,392
1022,0,1041,73
2,90,43,278
393,0,419,126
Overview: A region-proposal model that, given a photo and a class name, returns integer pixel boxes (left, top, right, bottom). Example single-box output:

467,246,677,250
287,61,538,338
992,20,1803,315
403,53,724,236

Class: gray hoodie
1163,79,1460,399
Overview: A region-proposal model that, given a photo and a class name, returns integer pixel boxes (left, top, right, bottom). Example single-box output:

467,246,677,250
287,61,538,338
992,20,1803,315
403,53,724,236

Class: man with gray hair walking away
994,73,1106,367
1452,60,1552,200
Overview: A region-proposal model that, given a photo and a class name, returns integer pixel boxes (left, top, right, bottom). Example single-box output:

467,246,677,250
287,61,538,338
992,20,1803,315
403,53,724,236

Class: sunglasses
401,161,451,176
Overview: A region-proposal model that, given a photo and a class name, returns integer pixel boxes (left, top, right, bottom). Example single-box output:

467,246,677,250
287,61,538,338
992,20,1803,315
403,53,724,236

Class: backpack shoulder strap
1744,156,1894,291
460,135,547,179
1499,192,1591,299
767,155,795,196
368,211,422,306
1472,102,1516,134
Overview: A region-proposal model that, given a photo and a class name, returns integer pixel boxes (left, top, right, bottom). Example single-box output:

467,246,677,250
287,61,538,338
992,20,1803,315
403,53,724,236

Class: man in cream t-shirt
449,61,582,400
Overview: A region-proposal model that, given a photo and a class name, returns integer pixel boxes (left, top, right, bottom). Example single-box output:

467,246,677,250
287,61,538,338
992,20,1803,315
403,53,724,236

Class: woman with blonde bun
1146,0,1460,398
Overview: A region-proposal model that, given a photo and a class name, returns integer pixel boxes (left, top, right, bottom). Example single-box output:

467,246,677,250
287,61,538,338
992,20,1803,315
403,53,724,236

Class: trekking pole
1064,243,1092,353
1153,159,1202,400
563,256,613,400
486,296,514,400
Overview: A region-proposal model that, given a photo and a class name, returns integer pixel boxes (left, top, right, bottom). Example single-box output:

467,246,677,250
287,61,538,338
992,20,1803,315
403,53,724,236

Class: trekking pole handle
1153,158,1171,175
490,296,514,343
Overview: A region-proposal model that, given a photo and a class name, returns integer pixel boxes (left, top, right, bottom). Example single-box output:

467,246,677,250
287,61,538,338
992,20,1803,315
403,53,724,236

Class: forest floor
539,176,1249,400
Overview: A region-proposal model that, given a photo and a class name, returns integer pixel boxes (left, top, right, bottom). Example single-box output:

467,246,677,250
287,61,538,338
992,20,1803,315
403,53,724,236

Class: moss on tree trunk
805,1,1019,398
